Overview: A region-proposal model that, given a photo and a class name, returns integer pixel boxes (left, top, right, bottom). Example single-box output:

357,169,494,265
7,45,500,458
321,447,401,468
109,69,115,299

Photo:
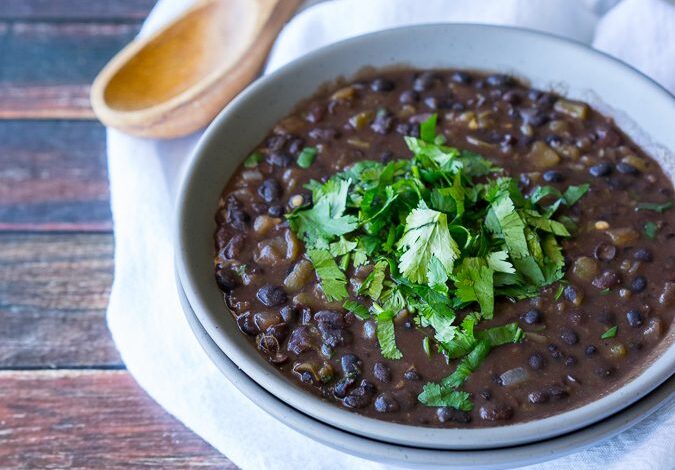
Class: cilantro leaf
644,221,658,239
297,147,318,168
563,184,590,206
397,201,459,285
420,114,438,143
343,300,370,320
601,325,618,339
307,249,348,301
359,260,388,300
636,201,672,213
417,384,472,410
375,310,403,359
453,257,495,319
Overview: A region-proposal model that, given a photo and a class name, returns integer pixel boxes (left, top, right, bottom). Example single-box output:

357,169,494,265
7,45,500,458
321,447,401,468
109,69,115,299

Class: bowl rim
176,23,675,450
177,271,675,468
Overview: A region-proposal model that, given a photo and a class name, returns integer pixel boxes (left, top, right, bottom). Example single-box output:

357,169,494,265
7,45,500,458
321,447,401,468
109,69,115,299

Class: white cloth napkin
106,1,675,469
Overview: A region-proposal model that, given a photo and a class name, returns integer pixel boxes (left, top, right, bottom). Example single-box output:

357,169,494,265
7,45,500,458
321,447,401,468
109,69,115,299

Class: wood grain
0,233,120,368
0,120,112,230
0,370,236,469
0,21,141,119
0,0,155,21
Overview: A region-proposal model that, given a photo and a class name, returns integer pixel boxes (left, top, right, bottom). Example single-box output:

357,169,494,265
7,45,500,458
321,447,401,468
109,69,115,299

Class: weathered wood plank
0,120,112,230
0,370,236,469
0,0,156,21
0,84,94,119
0,233,120,368
0,21,140,119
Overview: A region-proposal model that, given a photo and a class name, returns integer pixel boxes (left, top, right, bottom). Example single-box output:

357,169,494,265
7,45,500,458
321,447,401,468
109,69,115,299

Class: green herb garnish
635,201,672,213
601,325,618,339
297,147,318,168
644,221,659,239
600,288,611,296
286,114,588,411
243,152,263,168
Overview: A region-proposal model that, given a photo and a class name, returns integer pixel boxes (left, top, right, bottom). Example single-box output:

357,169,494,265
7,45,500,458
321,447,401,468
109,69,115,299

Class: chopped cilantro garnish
644,221,658,239
635,201,672,213
286,113,587,411
243,152,263,168
297,147,318,168
375,308,402,360
307,249,348,301
600,288,611,296
343,299,370,320
601,325,618,339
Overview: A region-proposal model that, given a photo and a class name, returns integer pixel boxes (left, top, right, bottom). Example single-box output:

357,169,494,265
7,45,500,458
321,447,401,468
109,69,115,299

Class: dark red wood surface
0,1,235,467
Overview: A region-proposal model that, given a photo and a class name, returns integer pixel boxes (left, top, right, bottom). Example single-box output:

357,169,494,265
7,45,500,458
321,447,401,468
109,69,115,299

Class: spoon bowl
91,0,302,138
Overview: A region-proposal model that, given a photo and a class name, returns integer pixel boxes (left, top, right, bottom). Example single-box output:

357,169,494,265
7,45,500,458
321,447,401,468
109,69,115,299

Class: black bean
594,242,617,262
546,384,569,400
371,78,395,92
537,93,557,109
589,162,612,177
373,362,392,383
287,325,318,355
344,386,373,409
374,393,400,413
267,151,293,167
585,345,597,356
564,355,577,367
413,72,437,91
403,368,421,381
564,285,582,305
223,234,245,259
528,390,549,404
333,376,355,398
450,71,472,84
379,150,394,163
341,354,362,376
423,96,439,110
287,137,305,156
236,313,258,336
314,310,345,328
360,379,377,395
519,108,549,127
256,285,287,307
626,309,643,328
592,270,621,289
521,309,542,325
258,178,281,203
542,170,564,183
437,407,471,423
548,344,563,360
545,135,563,147
630,275,647,293
224,195,250,231
267,204,285,217
528,353,545,370
399,90,419,104
318,323,351,348
501,90,521,104
560,328,579,345
215,269,237,293
308,127,340,140
279,305,298,324
633,248,653,262
501,133,517,147
595,127,622,147
479,389,492,400
371,111,395,135
616,162,639,175
486,74,515,87
266,134,289,151
479,403,514,421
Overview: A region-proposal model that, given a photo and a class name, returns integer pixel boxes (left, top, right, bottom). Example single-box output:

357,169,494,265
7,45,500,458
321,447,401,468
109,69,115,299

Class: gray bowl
176,24,675,450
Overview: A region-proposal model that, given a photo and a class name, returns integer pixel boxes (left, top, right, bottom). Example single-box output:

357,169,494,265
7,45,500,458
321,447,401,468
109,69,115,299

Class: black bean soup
213,69,674,427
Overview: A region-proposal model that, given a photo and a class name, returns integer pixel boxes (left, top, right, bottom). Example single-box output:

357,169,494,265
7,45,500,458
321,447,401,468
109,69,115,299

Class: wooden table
0,1,236,467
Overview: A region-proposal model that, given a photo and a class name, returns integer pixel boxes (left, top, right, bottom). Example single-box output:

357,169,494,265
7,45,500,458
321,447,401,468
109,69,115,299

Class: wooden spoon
91,0,304,138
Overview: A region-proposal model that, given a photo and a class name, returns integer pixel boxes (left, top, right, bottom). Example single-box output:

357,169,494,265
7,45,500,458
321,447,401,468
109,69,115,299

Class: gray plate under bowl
177,273,674,469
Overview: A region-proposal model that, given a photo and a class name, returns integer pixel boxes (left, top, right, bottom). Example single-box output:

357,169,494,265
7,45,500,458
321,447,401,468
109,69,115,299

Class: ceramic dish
176,24,675,450
177,274,675,468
